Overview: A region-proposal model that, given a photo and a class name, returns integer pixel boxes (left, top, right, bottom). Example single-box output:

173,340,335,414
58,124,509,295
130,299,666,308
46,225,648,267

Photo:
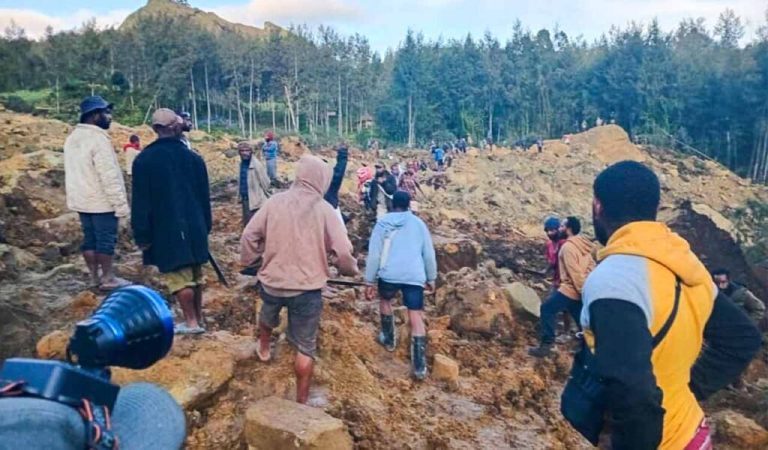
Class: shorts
378,280,425,311
78,212,118,255
259,287,323,359
162,265,205,294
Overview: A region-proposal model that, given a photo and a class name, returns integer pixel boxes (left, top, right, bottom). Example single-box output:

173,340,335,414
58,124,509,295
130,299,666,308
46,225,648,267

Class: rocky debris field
2,110,768,448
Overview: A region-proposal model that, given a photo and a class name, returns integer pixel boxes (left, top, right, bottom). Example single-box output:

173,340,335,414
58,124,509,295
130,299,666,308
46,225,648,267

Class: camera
0,285,174,410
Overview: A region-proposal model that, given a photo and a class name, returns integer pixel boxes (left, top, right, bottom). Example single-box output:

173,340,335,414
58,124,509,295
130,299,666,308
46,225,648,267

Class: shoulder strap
651,277,682,349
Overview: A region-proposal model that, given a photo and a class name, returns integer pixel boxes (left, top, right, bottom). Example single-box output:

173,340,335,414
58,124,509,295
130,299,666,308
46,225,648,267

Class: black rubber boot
528,343,554,358
411,336,428,380
377,314,397,352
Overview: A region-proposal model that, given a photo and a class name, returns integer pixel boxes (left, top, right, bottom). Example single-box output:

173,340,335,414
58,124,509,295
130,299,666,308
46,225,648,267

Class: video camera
0,285,174,410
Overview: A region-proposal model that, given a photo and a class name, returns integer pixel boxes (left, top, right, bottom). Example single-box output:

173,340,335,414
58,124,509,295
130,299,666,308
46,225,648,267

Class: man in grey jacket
64,96,130,290
238,142,270,227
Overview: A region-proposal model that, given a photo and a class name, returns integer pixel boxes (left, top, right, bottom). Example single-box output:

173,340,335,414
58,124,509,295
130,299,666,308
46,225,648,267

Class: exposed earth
2,107,768,449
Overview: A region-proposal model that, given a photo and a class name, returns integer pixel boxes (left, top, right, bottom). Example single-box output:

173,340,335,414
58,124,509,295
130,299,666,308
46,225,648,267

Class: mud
2,112,768,448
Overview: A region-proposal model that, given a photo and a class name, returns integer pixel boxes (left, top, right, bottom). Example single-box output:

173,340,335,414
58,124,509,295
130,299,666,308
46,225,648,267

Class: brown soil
1,111,768,448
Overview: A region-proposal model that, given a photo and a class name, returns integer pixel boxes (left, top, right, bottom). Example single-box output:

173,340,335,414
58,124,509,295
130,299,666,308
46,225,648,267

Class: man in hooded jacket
365,191,437,380
240,155,358,404
564,160,761,449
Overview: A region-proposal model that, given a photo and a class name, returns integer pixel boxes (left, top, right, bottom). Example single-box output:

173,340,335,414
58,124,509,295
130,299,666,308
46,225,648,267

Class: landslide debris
1,111,767,449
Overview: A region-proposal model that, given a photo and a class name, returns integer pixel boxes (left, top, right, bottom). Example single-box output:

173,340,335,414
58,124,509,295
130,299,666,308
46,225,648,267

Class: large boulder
504,282,541,318
111,331,256,410
433,235,482,273
244,396,353,450
711,410,768,449
439,282,514,338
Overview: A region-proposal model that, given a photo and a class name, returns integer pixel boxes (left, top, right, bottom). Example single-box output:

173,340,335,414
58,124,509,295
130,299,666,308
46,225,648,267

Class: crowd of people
61,94,766,448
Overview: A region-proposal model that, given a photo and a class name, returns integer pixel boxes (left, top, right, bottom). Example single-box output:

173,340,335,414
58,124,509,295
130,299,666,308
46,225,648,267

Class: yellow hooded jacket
581,221,716,450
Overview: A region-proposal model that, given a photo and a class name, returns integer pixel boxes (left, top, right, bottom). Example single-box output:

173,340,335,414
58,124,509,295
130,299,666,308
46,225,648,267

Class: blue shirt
263,141,278,159
434,147,444,161
365,212,437,286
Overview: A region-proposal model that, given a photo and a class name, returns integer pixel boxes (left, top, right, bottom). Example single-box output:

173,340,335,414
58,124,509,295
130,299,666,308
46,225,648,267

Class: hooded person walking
365,191,437,380
240,155,358,404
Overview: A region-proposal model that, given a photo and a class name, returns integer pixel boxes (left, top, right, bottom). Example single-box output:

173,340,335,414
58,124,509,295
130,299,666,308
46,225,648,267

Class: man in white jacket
64,96,130,290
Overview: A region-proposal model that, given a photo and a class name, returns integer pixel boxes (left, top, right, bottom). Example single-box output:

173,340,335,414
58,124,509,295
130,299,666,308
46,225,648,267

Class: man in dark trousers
132,108,212,335
562,161,760,449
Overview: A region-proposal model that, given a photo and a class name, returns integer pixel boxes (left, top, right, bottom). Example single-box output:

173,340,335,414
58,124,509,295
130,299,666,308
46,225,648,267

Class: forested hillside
1,0,767,181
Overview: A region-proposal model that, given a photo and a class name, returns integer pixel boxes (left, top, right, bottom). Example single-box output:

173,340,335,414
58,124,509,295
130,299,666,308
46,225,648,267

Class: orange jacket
557,234,596,300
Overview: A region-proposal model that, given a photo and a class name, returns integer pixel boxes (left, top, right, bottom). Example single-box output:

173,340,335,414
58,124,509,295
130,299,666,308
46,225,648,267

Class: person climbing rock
262,131,279,183
365,191,437,380
64,95,131,291
712,268,766,325
123,134,141,176
240,155,358,405
529,216,595,357
324,144,349,227
560,161,761,449
238,141,270,228
132,109,212,335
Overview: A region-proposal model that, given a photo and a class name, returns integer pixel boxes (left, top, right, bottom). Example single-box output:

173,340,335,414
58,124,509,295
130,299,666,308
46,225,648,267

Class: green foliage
0,7,767,179
2,95,34,113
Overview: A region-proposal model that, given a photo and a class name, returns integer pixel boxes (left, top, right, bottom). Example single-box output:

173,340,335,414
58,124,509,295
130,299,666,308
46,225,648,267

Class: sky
0,0,765,53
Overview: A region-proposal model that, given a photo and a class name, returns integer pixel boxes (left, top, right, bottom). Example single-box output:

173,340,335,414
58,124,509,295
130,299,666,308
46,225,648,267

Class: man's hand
365,284,377,301
425,281,436,295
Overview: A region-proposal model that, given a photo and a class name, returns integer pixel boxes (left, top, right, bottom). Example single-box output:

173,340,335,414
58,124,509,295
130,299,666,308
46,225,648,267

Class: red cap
265,131,274,141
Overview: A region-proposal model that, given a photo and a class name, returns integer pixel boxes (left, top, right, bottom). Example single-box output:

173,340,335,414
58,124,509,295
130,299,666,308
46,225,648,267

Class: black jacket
369,171,397,212
323,147,348,209
131,137,212,273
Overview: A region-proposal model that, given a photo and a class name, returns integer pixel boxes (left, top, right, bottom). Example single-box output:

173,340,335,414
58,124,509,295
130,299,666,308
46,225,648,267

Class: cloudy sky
1,0,764,52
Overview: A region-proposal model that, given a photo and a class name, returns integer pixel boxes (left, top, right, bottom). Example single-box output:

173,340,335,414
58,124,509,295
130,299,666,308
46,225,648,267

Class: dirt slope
1,112,768,448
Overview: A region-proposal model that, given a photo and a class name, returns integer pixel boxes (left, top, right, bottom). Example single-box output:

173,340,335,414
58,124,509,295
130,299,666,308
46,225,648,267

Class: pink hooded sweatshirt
240,155,358,295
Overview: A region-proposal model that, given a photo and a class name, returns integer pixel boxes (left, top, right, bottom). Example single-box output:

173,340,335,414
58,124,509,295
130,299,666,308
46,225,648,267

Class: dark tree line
1,7,767,181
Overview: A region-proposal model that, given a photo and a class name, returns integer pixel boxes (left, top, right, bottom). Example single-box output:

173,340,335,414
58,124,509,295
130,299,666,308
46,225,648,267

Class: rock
432,354,459,384
712,410,768,449
111,331,248,410
433,236,481,273
440,283,514,337
36,330,70,359
244,396,353,450
36,212,82,253
70,291,100,318
504,282,541,318
0,243,42,278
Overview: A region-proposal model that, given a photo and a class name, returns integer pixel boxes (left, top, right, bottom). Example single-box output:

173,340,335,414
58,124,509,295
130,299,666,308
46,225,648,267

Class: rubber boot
377,314,397,352
411,336,428,380
527,343,554,358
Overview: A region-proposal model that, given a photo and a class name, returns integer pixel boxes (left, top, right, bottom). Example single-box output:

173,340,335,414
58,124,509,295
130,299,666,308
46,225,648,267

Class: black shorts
78,212,118,255
378,280,425,311
258,288,323,359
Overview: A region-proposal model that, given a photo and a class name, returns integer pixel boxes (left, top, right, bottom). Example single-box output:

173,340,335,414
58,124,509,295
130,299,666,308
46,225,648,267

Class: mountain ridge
120,0,282,39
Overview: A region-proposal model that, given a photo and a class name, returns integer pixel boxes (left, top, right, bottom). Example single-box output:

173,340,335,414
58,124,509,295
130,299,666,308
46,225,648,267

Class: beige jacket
64,124,129,217
558,234,596,300
247,157,271,211
240,155,358,294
